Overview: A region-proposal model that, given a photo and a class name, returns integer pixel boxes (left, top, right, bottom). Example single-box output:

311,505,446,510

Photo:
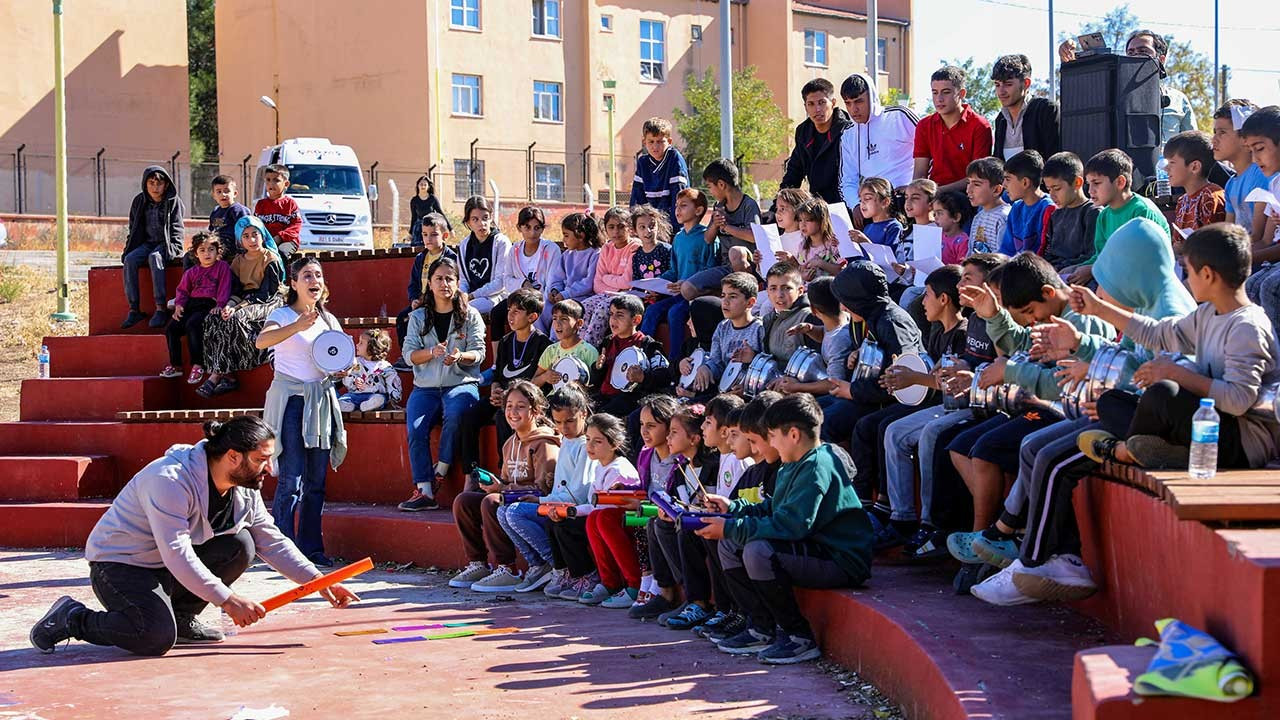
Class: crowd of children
122,49,1280,665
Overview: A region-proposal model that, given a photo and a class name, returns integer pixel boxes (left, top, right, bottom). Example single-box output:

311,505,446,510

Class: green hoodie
725,444,872,583
1077,217,1198,362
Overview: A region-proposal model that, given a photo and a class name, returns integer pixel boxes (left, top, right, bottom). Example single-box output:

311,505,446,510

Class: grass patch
0,272,26,304
0,263,89,421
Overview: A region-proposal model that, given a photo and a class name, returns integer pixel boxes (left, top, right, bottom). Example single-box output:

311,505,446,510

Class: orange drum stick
261,557,374,612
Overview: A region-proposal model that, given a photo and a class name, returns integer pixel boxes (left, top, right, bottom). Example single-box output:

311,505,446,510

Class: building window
640,20,665,82
804,30,828,67
533,81,563,122
450,0,480,29
454,158,485,198
691,24,703,42
600,14,613,32
532,0,560,38
451,74,482,116
877,37,888,71
534,163,565,201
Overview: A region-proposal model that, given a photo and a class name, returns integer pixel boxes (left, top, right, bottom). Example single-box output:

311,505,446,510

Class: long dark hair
561,212,602,249
204,417,275,459
416,174,435,196
284,256,328,311
423,255,469,338
505,380,552,429
463,195,499,238
671,404,716,470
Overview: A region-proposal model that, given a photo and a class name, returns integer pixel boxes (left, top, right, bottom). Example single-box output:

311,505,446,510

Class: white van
254,138,377,251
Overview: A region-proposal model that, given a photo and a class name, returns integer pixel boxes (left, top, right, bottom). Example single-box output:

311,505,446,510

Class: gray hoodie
85,441,320,605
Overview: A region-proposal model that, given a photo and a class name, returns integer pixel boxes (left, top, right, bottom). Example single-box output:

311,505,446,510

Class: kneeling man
31,416,359,656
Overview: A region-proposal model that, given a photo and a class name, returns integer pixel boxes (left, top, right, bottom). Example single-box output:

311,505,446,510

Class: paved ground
0,251,118,282
0,550,874,720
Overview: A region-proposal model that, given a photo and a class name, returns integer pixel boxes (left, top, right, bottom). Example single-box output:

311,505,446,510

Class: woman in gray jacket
398,256,487,511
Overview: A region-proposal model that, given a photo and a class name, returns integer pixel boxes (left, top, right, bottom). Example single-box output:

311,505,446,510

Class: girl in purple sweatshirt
162,232,232,384
543,212,602,337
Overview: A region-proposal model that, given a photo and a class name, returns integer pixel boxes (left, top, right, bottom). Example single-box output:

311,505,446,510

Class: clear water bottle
220,610,238,637
939,352,962,411
1155,156,1171,199
37,345,50,379
1189,398,1219,479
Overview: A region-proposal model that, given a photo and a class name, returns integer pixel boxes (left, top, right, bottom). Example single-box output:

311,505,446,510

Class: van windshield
284,165,364,196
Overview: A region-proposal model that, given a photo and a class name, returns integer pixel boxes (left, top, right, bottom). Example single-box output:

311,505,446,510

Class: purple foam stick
390,620,494,632
372,635,427,644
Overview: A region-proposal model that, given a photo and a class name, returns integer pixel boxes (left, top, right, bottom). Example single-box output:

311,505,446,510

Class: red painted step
322,504,467,570
0,500,109,547
20,376,178,421
44,334,169,377
0,455,117,501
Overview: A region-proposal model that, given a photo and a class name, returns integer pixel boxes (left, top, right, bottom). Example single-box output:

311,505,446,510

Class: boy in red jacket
253,164,301,257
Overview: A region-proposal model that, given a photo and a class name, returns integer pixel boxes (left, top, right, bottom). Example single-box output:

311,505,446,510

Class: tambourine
609,346,649,392
552,355,590,392
742,354,780,398
719,361,745,392
783,347,828,384
312,330,356,374
680,348,707,390
888,351,935,407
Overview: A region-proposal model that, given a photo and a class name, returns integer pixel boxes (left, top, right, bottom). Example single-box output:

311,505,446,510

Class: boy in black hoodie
122,165,185,329
779,78,854,204
590,293,673,419
821,260,924,501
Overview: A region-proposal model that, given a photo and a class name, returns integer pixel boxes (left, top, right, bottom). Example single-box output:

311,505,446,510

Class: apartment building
215,0,911,220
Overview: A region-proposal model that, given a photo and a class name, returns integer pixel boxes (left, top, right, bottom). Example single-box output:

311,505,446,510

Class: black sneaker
758,632,822,665
715,626,774,655
909,526,950,562
30,595,85,653
665,602,711,630
690,609,725,635
398,489,440,512
308,552,335,568
175,613,225,644
121,310,147,329
703,611,747,640
392,359,412,372
148,310,169,328
627,593,676,620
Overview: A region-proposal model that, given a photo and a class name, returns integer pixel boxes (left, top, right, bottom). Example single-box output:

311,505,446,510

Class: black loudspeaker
1060,53,1163,185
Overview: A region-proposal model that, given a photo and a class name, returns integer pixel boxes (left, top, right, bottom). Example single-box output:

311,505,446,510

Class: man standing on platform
30,417,358,656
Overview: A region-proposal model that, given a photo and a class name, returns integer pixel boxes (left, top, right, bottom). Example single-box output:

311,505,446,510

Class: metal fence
2,143,784,228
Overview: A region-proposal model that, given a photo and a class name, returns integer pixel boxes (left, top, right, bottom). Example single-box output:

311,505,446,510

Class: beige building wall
0,0,189,215
215,0,912,219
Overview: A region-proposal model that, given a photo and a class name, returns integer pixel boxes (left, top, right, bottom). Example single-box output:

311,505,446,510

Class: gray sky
910,0,1280,111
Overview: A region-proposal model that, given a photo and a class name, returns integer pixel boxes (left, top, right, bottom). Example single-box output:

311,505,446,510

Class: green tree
673,66,790,186
928,57,999,119
188,0,218,163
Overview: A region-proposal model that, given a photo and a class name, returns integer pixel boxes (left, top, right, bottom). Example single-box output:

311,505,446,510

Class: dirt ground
0,551,893,720
0,260,90,423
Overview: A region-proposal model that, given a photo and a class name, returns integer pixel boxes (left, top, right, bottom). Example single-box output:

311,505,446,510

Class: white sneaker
1012,554,1098,602
359,394,386,412
970,561,1039,606
448,562,491,588
337,397,356,413
471,565,522,593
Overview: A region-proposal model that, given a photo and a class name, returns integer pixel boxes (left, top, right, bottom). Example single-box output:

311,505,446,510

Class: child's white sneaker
471,565,522,593
970,561,1039,606
1011,554,1097,602
359,394,386,412
337,396,357,413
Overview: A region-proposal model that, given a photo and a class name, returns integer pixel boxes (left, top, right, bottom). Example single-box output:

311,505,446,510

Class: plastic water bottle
220,610,238,637
1155,156,1171,199
37,345,50,379
1189,398,1219,479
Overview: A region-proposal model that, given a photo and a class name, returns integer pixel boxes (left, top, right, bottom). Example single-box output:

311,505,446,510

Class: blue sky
909,0,1280,111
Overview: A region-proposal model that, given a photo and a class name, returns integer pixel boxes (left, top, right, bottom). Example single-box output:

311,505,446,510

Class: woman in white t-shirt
256,257,347,566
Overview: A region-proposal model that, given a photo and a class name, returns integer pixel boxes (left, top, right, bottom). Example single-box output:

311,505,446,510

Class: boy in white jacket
838,72,920,198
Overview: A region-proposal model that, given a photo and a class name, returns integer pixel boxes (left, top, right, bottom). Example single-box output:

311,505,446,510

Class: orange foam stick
262,556,374,613
594,490,648,506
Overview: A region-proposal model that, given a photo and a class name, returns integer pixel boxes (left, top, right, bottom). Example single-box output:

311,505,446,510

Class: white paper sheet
1173,226,1193,239
751,223,782,276
908,256,945,286
858,242,900,278
779,230,805,258
1245,188,1280,215
912,224,943,263
630,277,676,295
826,202,861,259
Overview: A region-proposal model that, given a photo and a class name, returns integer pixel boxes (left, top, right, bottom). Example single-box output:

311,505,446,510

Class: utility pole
867,0,879,80
604,80,617,206
1048,0,1056,100
719,0,733,160
51,0,76,322
1213,0,1220,108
